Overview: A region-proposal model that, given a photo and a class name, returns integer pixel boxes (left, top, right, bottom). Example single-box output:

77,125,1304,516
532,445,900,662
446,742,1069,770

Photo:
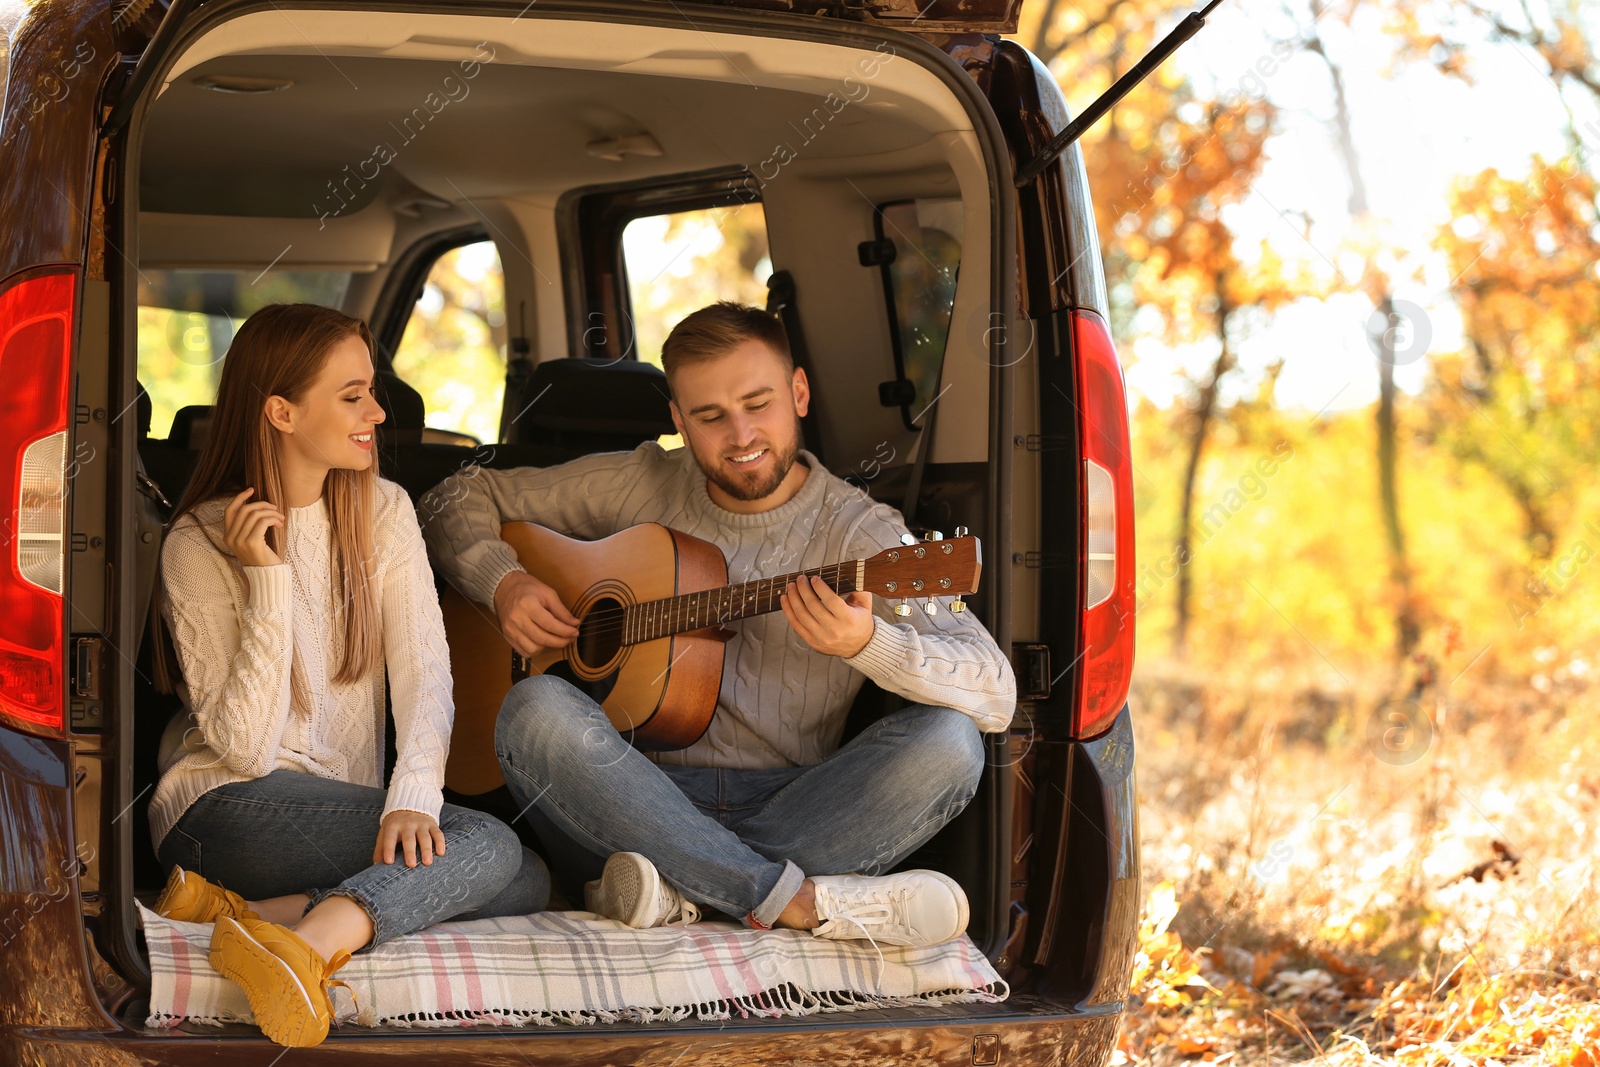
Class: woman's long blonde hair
154,303,383,689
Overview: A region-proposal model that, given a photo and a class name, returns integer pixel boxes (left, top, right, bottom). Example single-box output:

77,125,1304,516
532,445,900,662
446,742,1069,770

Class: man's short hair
660,302,792,389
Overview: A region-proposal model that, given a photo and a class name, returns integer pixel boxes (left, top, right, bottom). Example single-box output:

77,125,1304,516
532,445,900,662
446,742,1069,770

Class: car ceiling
142,53,949,218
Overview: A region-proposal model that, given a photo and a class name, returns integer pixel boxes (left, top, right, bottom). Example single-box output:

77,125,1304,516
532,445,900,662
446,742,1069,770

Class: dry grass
1117,656,1600,1065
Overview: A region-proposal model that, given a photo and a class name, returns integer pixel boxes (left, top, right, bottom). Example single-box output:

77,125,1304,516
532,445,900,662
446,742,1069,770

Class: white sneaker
589,852,701,928
810,870,969,947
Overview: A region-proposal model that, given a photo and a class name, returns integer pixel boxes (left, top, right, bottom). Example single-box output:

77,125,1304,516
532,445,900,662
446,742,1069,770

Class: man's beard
691,419,802,503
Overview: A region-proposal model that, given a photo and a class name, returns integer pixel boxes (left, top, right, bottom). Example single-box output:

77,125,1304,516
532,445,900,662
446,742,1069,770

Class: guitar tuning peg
900,533,917,546
924,530,944,542
954,526,969,538
950,597,967,613
924,598,938,615
893,603,913,617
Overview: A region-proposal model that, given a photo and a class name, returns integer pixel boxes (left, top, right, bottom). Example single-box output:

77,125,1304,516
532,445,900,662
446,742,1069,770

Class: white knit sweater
148,479,453,850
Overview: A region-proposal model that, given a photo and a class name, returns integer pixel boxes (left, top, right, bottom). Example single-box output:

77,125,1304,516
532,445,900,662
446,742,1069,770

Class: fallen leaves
1442,839,1523,887
1130,882,1216,1011
1115,873,1600,1065
1266,967,1338,1001
1120,662,1600,1067
1251,949,1282,989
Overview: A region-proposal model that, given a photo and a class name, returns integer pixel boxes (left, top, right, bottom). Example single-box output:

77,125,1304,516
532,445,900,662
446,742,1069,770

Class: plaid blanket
139,904,1008,1029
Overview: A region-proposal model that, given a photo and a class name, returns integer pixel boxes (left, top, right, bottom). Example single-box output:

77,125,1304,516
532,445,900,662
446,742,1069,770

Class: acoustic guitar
441,522,982,794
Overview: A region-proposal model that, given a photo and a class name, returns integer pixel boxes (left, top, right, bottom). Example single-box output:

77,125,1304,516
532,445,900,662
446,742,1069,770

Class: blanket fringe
151,980,1012,1031
355,980,1012,1030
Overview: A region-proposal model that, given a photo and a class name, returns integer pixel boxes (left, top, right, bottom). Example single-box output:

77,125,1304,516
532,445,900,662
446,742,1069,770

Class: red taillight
1074,308,1135,739
0,271,75,736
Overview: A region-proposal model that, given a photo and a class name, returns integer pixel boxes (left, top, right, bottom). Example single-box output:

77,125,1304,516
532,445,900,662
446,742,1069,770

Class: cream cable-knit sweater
421,443,1016,771
148,479,452,851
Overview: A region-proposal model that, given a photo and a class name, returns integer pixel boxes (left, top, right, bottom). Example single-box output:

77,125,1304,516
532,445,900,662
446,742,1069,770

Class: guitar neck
626,560,863,645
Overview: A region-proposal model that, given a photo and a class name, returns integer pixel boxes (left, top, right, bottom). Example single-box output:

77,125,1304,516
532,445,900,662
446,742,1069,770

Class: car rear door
959,37,1141,1003
0,0,145,1029
638,0,1024,33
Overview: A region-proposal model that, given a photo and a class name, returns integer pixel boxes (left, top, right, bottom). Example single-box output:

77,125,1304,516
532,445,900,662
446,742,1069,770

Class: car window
390,241,507,446
136,270,352,439
621,203,772,369
877,198,962,420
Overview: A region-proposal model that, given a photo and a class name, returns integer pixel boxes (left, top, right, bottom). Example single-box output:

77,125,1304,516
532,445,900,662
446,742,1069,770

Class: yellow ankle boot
155,866,260,924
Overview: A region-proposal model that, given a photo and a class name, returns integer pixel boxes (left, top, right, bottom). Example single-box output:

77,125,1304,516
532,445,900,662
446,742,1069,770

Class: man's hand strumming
493,570,581,657
781,574,875,658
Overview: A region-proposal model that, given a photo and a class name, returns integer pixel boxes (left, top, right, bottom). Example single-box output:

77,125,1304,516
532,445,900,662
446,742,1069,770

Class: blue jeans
157,770,550,948
493,674,984,928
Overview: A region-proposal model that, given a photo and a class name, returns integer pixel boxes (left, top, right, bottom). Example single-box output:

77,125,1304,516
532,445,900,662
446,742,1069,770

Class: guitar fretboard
624,561,862,645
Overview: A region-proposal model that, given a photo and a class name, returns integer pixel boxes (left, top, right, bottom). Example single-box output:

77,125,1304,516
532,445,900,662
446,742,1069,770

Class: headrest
376,371,425,448
135,382,152,441
169,405,214,451
167,377,424,454
514,359,675,448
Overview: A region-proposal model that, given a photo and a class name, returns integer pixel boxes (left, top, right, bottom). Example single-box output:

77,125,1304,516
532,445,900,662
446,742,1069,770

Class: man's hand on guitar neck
493,570,582,657
781,574,875,659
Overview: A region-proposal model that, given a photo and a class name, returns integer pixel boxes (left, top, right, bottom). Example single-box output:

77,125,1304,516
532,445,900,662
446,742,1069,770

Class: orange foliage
1018,0,1323,347
1438,157,1600,377
1423,156,1600,560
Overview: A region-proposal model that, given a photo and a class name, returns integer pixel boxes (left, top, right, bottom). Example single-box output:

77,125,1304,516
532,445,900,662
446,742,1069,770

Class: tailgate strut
103,0,202,134
1014,0,1224,187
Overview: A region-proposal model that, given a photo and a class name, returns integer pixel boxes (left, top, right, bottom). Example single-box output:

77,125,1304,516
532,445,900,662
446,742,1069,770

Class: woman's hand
374,810,447,868
224,488,285,568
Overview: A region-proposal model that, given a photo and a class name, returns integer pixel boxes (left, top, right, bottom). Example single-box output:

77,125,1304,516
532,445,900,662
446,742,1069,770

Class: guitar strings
566,562,857,643
573,564,853,637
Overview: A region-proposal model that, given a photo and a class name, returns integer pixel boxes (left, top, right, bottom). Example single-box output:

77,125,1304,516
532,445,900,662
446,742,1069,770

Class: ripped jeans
493,674,985,928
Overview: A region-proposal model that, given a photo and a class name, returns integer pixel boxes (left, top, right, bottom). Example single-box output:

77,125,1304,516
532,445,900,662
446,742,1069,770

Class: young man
421,302,1015,947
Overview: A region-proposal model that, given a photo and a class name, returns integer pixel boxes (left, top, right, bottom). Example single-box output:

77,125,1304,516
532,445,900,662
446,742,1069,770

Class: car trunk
80,0,1064,1038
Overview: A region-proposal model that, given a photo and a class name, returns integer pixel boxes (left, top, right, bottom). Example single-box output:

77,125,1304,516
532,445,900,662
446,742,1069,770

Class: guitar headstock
860,536,981,598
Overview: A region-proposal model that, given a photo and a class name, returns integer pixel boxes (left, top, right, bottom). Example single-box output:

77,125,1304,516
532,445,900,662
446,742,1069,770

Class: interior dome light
193,75,294,94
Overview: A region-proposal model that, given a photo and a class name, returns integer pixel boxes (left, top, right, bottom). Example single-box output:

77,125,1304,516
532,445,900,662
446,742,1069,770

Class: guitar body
442,522,730,795
440,522,984,797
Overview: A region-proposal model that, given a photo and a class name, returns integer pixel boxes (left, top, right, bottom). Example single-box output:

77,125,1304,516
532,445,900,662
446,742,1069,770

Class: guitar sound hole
574,596,625,671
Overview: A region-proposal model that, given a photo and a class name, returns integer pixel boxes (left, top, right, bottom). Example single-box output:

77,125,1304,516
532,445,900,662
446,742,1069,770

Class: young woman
147,303,548,1048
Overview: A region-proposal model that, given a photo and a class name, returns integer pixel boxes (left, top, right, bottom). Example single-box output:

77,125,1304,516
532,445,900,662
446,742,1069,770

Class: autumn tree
1118,107,1326,656
1263,0,1425,659
1388,0,1600,155
1391,0,1600,568
1017,0,1318,656
623,204,771,367
1427,158,1600,564
389,242,510,444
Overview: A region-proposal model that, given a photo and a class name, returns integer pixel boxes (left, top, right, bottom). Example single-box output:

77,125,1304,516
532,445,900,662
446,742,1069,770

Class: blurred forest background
133,0,1600,1060
1028,0,1600,1062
